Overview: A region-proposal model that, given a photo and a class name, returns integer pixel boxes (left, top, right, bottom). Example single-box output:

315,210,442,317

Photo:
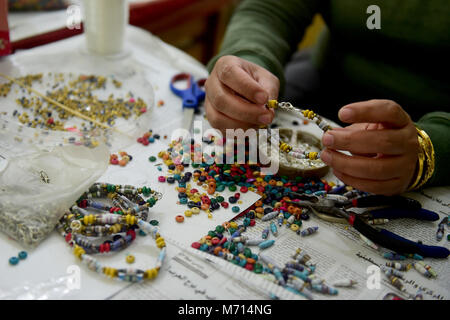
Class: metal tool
169,73,206,131
286,193,449,258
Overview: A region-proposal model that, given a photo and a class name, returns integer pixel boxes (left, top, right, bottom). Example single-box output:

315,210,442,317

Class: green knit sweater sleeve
206,0,319,91
416,112,450,188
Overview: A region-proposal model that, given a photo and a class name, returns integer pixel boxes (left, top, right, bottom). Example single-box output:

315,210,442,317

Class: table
9,0,237,64
0,25,449,301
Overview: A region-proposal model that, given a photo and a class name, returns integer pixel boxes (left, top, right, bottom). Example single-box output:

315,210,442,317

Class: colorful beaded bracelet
57,183,166,283
266,100,332,161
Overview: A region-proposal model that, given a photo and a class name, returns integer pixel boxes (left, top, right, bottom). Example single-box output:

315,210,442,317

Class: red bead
219,237,228,245
104,242,110,252
79,200,87,208
47,118,54,125
142,139,149,146
240,186,248,193
137,137,143,143
191,242,201,249
127,230,136,241
291,186,298,192
221,202,229,208
211,237,220,245
249,219,256,226
244,263,254,271
65,233,72,243
234,193,240,199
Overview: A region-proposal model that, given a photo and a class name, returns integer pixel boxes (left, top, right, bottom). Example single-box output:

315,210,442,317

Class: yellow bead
146,268,158,279
126,255,135,264
184,210,193,217
256,212,264,219
276,181,284,187
73,245,85,259
207,213,213,219
290,224,300,232
238,253,246,260
205,240,212,246
229,222,238,229
309,152,318,160
267,100,278,109
191,207,200,214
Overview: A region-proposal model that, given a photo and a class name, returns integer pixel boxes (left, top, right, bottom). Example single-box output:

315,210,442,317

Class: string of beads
56,183,166,283
266,100,333,161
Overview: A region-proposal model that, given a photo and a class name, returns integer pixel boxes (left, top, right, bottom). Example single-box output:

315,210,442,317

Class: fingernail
339,108,354,121
322,133,334,147
255,91,268,105
258,114,272,125
321,149,332,164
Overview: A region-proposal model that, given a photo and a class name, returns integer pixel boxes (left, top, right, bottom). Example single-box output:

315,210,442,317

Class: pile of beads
2,73,148,131
56,183,166,283
137,129,160,146
265,100,332,161
109,151,133,166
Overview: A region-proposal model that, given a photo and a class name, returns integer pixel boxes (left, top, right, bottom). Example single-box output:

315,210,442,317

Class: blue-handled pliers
287,193,449,259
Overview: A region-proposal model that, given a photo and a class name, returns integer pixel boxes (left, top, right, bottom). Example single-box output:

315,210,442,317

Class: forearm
416,112,450,188
207,0,319,92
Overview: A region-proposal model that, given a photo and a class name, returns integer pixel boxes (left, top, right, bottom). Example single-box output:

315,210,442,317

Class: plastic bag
0,118,109,248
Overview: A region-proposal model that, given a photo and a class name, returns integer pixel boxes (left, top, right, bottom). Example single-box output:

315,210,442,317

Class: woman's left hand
320,99,419,195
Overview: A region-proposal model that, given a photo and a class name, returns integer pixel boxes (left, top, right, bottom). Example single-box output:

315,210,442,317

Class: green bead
294,220,302,226
148,156,157,162
208,231,216,237
215,225,225,234
150,220,159,226
216,196,224,202
229,185,237,192
228,227,236,235
244,248,252,258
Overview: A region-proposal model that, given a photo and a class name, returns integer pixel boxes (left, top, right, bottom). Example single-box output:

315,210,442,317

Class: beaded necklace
266,100,332,161
57,183,166,283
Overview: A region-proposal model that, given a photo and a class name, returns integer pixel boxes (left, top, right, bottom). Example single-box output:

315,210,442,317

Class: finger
332,169,405,196
204,95,255,132
322,127,416,155
320,148,406,180
217,62,268,104
339,100,410,127
205,76,273,125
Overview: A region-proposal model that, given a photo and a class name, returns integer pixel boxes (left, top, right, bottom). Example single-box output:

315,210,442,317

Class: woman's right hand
204,55,280,132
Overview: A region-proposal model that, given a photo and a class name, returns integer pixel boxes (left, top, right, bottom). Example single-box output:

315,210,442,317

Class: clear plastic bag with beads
0,118,109,248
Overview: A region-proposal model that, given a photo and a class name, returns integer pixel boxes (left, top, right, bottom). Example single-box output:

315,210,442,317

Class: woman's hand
204,55,279,132
320,100,419,195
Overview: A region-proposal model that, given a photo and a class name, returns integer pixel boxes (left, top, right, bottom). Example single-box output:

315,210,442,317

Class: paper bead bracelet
266,100,333,161
57,183,166,283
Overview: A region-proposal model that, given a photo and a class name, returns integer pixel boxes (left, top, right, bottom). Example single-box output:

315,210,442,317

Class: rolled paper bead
295,252,312,266
272,267,286,286
270,222,278,236
232,236,247,243
388,275,404,291
286,215,295,227
416,261,437,278
311,283,338,295
261,210,279,221
284,267,309,282
383,252,406,261
436,223,444,241
287,276,314,300
381,266,405,280
258,240,275,250
245,238,265,246
386,262,411,271
332,279,358,288
262,228,269,239
277,212,284,227
285,262,306,272
301,226,318,237
367,218,389,225
359,233,379,251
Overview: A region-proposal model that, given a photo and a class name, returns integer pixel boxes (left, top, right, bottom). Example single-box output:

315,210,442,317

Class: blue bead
18,251,27,260
232,206,240,213
9,257,19,265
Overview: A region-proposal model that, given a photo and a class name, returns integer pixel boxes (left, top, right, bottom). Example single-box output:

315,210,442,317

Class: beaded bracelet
266,100,332,161
57,183,166,283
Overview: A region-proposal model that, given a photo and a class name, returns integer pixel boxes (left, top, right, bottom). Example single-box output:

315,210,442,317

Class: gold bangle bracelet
407,135,425,192
415,127,435,190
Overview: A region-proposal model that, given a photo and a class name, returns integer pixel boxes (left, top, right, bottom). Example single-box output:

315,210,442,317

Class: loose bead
232,206,240,213
18,251,28,260
9,257,19,265
175,215,185,223
301,226,318,237
270,221,278,236
258,239,275,249
126,255,135,264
